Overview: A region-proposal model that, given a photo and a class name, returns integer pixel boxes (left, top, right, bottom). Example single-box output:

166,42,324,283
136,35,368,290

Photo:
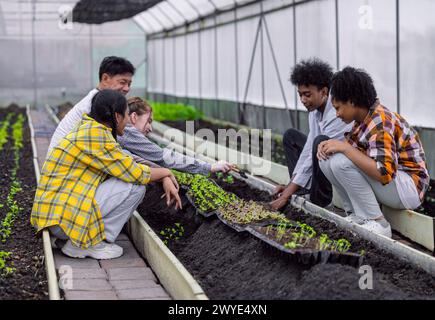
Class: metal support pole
241,17,262,125
89,24,93,89
162,38,166,102
198,25,203,110
335,0,340,70
214,15,219,114
293,0,299,130
234,1,241,123
396,0,401,114
173,36,177,102
145,34,149,98
31,0,37,108
263,15,295,129
260,2,266,129
185,28,189,105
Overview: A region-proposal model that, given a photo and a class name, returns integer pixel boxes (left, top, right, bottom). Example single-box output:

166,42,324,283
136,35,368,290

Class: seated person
117,97,235,175
318,67,429,238
31,90,181,260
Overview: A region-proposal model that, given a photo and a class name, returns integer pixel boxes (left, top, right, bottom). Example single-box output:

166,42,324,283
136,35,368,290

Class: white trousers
50,177,146,243
319,153,421,220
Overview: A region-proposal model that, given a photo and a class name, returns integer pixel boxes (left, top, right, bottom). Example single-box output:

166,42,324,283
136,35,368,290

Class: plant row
0,113,13,151
0,114,25,277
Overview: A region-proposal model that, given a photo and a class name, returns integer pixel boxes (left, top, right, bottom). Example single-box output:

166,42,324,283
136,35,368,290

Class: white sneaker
358,219,392,238
61,240,123,260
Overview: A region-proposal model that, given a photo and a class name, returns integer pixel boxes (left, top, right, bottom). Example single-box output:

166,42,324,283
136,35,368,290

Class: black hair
290,58,334,90
89,89,127,140
331,66,378,109
99,56,135,81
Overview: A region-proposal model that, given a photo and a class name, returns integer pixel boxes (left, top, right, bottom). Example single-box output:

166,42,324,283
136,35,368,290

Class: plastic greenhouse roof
134,0,257,34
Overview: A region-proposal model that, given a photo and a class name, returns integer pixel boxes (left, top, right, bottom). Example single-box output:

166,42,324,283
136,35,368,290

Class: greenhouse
0,0,434,304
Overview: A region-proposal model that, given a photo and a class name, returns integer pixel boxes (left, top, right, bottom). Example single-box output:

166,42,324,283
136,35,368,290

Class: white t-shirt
47,89,99,155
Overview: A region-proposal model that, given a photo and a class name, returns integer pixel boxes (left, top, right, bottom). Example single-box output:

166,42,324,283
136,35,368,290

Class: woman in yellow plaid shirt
31,90,182,259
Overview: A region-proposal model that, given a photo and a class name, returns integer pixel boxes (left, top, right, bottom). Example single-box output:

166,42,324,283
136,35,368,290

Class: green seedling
160,223,185,245
0,251,14,277
284,241,298,249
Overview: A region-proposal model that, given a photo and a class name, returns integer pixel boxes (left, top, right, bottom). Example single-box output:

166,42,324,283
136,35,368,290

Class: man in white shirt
270,58,353,211
48,56,135,153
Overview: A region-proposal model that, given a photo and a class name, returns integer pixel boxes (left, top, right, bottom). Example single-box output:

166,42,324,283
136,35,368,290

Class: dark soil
0,105,48,300
137,173,435,300
416,180,435,217
163,119,287,165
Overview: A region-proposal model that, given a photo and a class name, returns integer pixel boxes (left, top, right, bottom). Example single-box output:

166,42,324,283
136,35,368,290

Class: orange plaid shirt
345,101,429,200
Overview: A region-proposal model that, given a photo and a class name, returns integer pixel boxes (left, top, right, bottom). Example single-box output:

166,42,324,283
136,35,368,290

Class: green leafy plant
333,239,352,253
0,113,13,151
159,223,185,245
172,170,195,187
150,101,203,122
318,233,333,251
0,251,15,277
214,172,234,184
189,175,237,213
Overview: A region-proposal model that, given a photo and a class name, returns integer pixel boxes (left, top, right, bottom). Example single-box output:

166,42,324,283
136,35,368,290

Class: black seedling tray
185,192,218,218
216,211,249,232
246,226,364,267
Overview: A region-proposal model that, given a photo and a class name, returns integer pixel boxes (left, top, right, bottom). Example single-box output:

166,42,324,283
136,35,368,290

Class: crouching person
318,67,429,238
270,58,353,210
31,90,182,259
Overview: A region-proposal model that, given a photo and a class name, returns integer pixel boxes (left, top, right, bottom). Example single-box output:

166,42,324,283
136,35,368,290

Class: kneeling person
270,58,352,210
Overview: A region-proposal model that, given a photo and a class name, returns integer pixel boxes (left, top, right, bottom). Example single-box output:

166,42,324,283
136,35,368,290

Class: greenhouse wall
0,1,146,107
145,0,435,175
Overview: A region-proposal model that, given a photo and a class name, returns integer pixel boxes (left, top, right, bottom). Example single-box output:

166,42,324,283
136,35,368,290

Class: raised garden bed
162,119,287,165
0,105,48,299
136,171,435,300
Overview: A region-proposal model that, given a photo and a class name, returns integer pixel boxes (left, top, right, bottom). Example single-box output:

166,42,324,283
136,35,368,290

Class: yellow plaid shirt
31,115,151,248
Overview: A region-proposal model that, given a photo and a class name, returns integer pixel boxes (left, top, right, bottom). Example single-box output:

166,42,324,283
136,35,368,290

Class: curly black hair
331,67,377,109
290,58,334,90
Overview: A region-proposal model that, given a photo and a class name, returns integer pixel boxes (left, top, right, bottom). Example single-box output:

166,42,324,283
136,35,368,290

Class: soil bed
137,172,435,300
0,105,48,300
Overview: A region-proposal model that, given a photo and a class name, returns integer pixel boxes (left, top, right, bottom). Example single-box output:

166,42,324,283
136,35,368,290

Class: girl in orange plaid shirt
317,67,429,238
